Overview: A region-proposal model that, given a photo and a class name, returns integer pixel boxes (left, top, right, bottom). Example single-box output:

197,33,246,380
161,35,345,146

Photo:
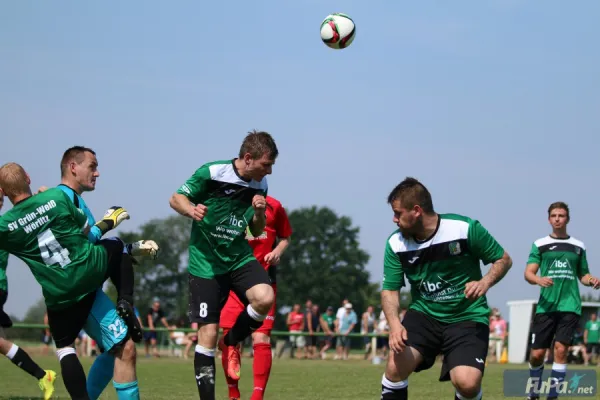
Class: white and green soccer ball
320,13,356,50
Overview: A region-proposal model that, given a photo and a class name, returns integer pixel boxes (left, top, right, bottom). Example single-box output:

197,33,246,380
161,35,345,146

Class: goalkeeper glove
94,206,130,235
127,240,160,260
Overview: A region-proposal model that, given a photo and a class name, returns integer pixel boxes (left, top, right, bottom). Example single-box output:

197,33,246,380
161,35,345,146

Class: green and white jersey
176,160,268,278
0,250,7,292
0,188,109,310
528,236,589,315
382,214,505,325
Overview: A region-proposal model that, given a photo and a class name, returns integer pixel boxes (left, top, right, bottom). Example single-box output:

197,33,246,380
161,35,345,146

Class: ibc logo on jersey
421,280,443,293
551,259,571,269
229,214,244,228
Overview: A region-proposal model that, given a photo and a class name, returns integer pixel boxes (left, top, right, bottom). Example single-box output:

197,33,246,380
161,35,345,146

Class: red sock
220,329,240,399
250,342,273,400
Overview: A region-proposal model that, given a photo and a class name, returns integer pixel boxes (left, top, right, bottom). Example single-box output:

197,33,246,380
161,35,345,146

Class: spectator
307,304,320,359
570,326,589,365
286,304,305,359
334,299,349,359
376,310,389,359
303,299,315,359
489,310,507,362
584,312,600,364
319,306,336,359
336,303,357,360
41,311,51,355
361,305,376,360
144,298,170,358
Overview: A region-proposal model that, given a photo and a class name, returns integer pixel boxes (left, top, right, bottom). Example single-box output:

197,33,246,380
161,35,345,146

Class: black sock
59,350,89,400
111,254,134,305
381,375,407,400
224,305,263,346
8,345,46,380
194,348,216,400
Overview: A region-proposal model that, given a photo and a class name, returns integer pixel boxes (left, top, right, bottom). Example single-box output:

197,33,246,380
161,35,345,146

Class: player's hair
238,130,279,160
387,177,435,213
60,146,96,177
548,201,570,221
0,162,31,197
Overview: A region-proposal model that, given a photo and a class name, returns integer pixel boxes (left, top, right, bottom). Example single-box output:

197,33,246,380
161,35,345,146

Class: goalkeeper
41,146,160,399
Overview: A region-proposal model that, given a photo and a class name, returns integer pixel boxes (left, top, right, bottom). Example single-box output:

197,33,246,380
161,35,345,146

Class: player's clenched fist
95,206,130,234
388,324,408,354
252,195,266,213
188,204,207,222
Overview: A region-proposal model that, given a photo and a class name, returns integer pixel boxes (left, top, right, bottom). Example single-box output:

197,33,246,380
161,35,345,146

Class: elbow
503,252,513,270
169,194,177,209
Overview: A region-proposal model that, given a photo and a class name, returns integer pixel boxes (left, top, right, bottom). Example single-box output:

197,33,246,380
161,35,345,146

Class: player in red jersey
219,195,292,400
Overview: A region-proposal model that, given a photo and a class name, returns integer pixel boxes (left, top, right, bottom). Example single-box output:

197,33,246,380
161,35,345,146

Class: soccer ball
320,13,356,50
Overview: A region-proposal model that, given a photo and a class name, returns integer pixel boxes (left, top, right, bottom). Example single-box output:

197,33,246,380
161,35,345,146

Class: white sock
456,389,482,400
247,304,266,322
6,343,18,359
56,347,76,361
552,362,567,372
195,344,215,357
381,374,408,389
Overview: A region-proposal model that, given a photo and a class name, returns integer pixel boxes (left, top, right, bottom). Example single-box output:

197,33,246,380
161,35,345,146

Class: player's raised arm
170,167,210,221
248,195,267,237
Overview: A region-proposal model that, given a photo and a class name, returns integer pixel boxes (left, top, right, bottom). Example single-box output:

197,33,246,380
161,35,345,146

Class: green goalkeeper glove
94,206,130,235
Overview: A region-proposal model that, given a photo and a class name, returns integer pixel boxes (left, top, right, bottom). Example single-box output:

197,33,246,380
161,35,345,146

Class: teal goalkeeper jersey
383,214,505,325
0,188,109,309
528,235,589,315
176,159,268,278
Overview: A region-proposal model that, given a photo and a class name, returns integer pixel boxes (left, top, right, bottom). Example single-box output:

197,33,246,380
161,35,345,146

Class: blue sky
1,1,599,320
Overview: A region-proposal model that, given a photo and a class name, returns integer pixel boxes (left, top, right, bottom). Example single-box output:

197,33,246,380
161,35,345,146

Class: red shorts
219,284,276,335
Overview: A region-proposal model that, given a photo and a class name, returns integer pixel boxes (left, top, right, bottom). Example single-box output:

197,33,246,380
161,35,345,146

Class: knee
197,324,219,347
529,349,546,365
252,332,271,345
554,342,568,361
451,367,482,398
119,339,137,363
0,337,11,354
249,284,274,314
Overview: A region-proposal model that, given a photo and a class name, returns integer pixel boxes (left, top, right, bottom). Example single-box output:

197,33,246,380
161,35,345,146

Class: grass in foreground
0,355,595,399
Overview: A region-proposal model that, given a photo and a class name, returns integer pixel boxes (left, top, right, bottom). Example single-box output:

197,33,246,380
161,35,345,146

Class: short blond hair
0,162,31,197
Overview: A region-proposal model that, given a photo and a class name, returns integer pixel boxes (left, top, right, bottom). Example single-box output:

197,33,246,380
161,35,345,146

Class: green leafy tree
275,206,373,331
119,215,191,320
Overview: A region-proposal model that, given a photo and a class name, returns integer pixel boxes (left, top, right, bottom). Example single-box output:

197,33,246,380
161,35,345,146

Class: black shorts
403,310,489,382
530,312,579,349
47,291,97,348
586,343,600,354
0,289,12,328
188,260,271,324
